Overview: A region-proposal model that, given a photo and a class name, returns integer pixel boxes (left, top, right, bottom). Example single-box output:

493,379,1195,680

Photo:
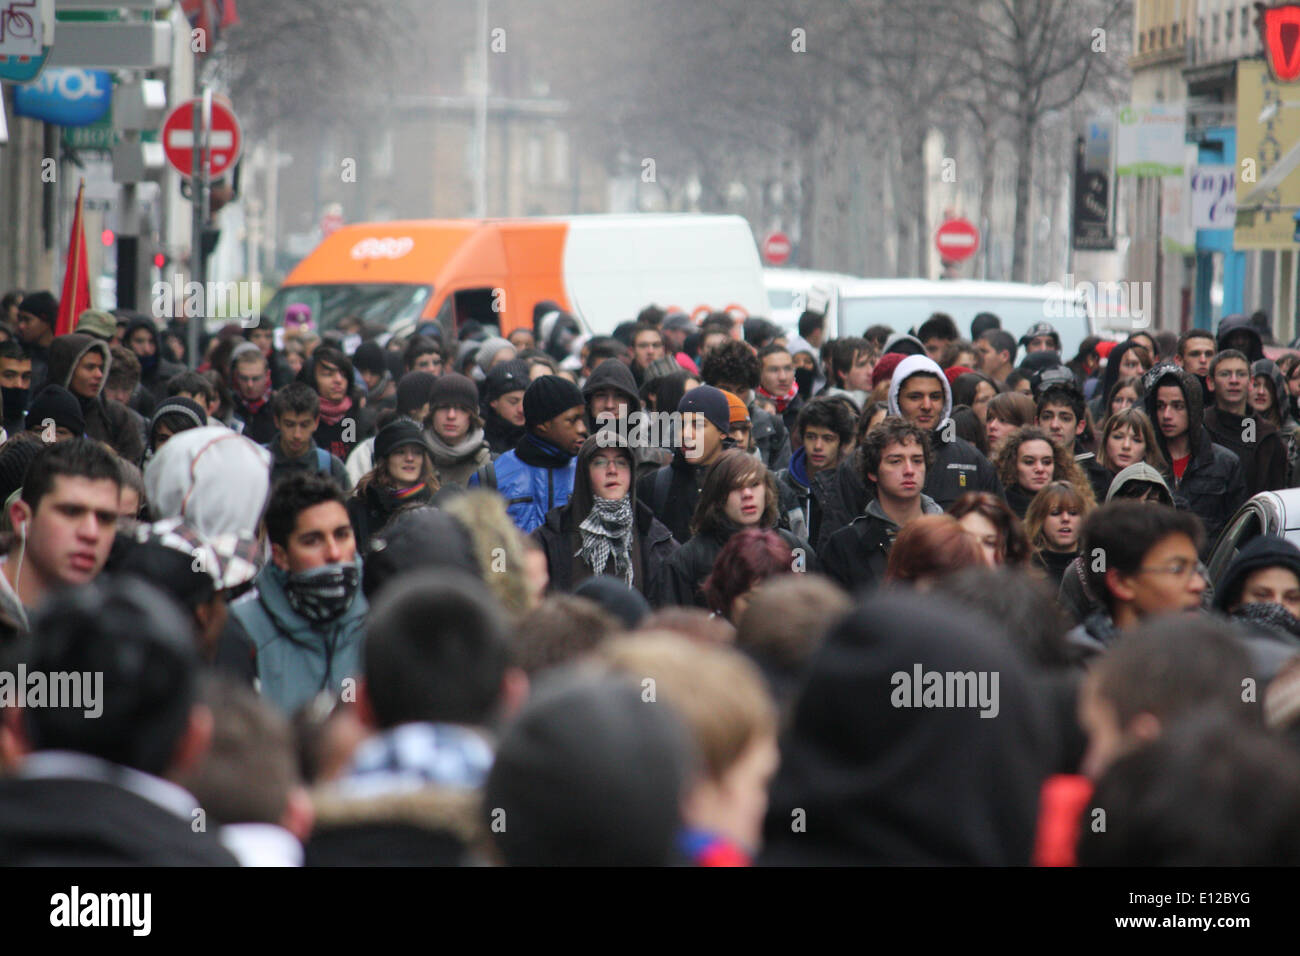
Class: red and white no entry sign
762,231,793,266
935,218,979,263
162,98,243,180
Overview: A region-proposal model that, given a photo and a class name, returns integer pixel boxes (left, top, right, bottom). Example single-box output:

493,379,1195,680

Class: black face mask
284,561,360,624
1,386,28,422
794,367,815,398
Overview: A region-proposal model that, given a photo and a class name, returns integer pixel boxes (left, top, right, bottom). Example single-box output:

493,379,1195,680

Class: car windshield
838,295,1090,358
263,284,432,334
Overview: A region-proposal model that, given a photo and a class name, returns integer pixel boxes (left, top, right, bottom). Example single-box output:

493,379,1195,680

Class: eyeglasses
591,456,631,471
1136,559,1208,581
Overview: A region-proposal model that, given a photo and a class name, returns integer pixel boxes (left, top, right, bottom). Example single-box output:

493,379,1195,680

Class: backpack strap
315,447,331,473
652,465,672,517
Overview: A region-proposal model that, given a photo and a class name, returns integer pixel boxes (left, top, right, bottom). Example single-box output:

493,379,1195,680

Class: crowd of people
1,286,1299,866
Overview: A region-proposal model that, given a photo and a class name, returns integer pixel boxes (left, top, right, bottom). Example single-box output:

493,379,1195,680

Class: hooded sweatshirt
124,316,186,401
47,333,144,463
887,355,1003,509
532,437,679,603
1213,534,1300,649
1143,364,1246,553
144,426,272,541
760,592,1052,865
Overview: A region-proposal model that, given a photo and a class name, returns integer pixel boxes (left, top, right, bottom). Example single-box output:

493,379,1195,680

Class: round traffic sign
162,98,243,180
762,231,793,266
935,218,980,263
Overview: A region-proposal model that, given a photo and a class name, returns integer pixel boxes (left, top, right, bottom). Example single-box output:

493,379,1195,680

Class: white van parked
762,268,860,333
830,279,1096,359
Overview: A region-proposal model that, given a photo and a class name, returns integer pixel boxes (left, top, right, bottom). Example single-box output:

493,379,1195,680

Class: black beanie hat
18,290,58,329
524,375,585,428
429,372,479,413
395,371,437,416
352,341,388,376
26,384,85,437
149,396,207,436
484,673,695,866
374,418,432,461
677,385,730,434
0,439,41,504
483,359,531,403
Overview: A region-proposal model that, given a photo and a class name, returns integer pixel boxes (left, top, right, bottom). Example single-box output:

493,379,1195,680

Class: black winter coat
657,525,815,609
0,776,237,865
1145,365,1248,555
533,499,679,606
347,480,433,552
923,433,1003,509
635,455,709,546
820,512,893,596
811,454,870,552
1203,406,1286,497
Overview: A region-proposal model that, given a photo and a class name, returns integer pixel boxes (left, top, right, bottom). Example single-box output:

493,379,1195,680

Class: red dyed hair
885,514,985,585
702,529,794,619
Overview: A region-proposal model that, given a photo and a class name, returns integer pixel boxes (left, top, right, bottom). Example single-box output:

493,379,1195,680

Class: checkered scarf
577,495,635,586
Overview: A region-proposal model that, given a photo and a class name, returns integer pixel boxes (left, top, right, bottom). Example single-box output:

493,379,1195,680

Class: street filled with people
1,292,1299,869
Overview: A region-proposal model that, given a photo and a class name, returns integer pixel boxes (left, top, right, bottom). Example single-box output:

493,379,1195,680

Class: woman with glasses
533,435,679,604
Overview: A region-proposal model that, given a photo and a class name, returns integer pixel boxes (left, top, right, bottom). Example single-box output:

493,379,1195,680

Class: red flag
55,180,91,337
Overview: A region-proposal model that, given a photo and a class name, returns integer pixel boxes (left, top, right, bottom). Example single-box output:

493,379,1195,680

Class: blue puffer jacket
469,434,577,533
229,556,369,715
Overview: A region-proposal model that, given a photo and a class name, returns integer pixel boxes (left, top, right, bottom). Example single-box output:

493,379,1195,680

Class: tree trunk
979,121,997,280
798,134,818,269
1011,107,1035,283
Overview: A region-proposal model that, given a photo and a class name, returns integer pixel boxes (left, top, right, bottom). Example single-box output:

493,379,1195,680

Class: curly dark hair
700,339,760,392
859,416,933,485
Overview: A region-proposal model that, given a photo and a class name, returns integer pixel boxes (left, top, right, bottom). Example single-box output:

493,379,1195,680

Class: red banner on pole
55,179,91,337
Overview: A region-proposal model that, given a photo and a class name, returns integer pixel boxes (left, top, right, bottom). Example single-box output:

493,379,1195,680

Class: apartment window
550,131,569,184
1226,10,1233,40
526,135,543,184
1160,25,1166,46
1139,31,1146,52
1244,5,1251,38
1212,13,1219,43
1172,22,1179,43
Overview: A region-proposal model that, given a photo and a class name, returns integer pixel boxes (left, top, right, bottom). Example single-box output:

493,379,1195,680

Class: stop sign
762,231,793,266
935,218,979,263
162,98,243,180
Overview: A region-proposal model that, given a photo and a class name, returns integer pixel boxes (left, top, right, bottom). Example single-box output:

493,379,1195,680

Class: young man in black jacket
821,417,943,594
1202,349,1286,496
635,385,734,545
776,396,854,546
886,354,1002,509
1143,363,1246,556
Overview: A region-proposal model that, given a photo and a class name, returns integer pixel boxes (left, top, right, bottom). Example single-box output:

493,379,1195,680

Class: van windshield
264,284,432,334
838,295,1091,359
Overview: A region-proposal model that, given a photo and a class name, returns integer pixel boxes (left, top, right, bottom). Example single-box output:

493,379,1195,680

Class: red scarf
318,395,352,427
758,382,798,413
242,384,272,415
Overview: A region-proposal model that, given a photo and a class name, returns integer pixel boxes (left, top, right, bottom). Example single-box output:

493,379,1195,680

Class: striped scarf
578,495,635,586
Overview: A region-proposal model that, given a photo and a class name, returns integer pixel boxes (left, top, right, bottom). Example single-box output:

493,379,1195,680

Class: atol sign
1258,3,1300,83
12,68,111,126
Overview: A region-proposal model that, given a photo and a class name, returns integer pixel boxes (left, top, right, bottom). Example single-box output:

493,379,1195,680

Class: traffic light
101,229,115,247
153,251,167,269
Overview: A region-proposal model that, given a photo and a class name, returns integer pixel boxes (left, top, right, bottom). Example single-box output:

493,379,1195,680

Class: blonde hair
597,632,775,781
442,490,531,617
1023,480,1095,551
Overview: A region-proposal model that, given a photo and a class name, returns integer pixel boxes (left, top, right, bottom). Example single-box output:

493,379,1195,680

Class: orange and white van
266,214,768,339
